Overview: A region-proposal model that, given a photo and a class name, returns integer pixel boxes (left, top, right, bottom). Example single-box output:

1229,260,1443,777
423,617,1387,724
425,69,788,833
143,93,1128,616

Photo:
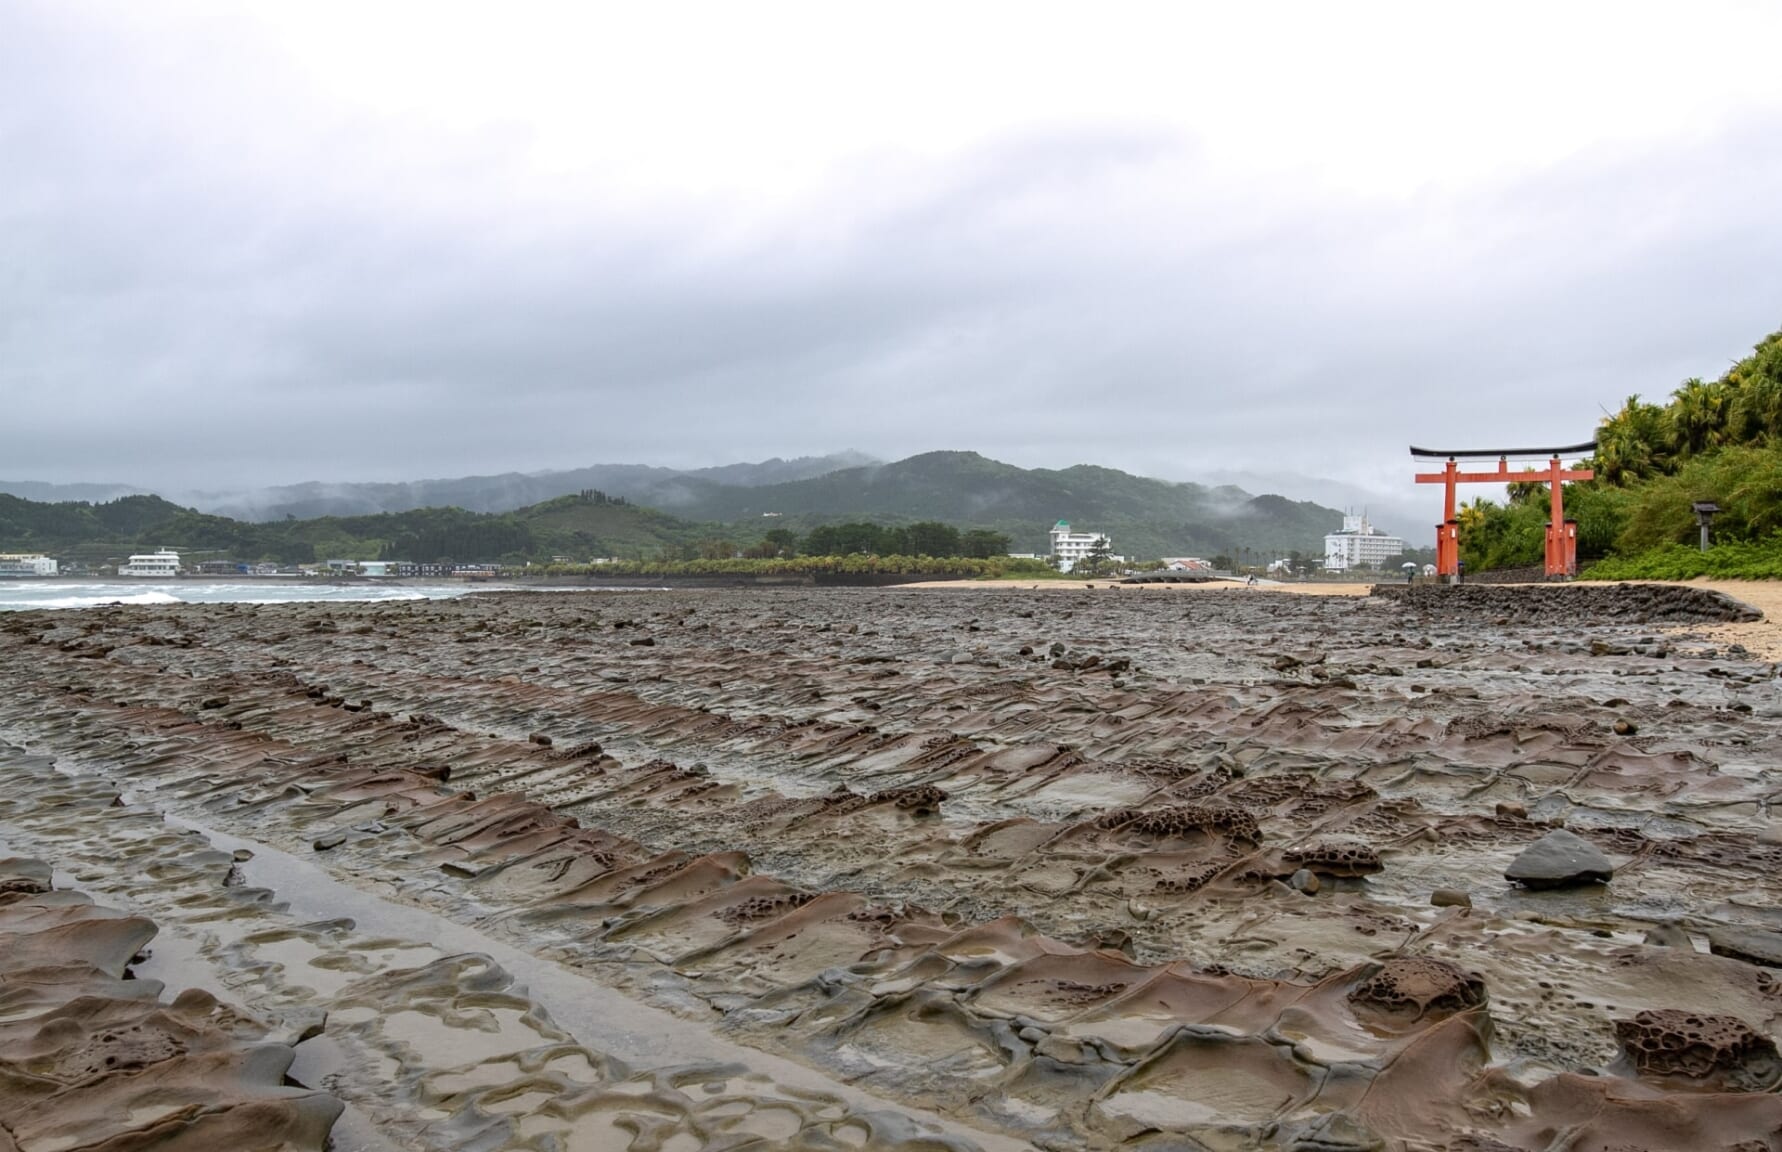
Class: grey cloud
4,5,1781,497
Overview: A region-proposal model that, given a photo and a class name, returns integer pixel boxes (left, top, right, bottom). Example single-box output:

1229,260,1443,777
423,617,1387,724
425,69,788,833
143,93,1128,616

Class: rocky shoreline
3,585,1782,1149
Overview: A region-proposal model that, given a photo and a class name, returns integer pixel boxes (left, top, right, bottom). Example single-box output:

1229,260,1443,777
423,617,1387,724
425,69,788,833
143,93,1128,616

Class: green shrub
1581,535,1782,580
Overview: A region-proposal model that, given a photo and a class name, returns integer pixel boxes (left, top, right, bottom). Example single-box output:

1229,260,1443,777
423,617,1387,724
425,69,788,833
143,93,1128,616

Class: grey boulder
1505,829,1613,889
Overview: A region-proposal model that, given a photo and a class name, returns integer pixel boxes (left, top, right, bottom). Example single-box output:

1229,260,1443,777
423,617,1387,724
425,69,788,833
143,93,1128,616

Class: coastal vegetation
1453,327,1782,579
530,555,1050,579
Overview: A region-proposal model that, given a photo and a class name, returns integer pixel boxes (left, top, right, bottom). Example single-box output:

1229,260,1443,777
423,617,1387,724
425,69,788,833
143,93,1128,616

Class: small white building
119,549,181,577
0,554,58,578
1323,514,1406,572
1160,557,1212,572
1048,521,1124,574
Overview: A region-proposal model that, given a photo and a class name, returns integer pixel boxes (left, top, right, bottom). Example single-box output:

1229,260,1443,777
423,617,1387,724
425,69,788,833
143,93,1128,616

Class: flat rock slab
1505,829,1614,889
1709,927,1782,969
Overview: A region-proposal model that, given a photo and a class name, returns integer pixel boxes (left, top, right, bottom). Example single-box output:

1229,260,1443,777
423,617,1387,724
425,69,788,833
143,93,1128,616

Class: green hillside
0,491,707,566
667,451,1339,556
1,453,1346,566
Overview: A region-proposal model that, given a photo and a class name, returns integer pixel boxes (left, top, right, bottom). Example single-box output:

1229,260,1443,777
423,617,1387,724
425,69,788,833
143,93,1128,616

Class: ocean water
0,581,497,612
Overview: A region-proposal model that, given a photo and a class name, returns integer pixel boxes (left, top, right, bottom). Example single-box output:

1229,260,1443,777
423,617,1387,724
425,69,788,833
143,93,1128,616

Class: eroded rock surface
1,585,1780,1150
0,856,342,1151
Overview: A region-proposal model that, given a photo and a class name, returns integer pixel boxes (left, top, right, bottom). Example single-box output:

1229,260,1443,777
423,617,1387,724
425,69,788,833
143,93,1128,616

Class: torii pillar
1411,444,1597,580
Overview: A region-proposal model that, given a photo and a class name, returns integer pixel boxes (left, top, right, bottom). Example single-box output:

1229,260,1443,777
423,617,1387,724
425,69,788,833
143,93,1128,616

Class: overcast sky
5,1,1781,497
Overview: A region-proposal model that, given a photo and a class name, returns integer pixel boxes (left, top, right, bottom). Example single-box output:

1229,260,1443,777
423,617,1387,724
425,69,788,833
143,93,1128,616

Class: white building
0,553,57,578
119,549,181,577
1323,514,1406,572
1048,521,1124,573
1160,557,1212,572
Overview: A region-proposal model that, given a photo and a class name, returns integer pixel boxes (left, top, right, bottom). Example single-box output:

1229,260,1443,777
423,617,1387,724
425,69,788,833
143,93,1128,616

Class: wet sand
2,581,1780,1150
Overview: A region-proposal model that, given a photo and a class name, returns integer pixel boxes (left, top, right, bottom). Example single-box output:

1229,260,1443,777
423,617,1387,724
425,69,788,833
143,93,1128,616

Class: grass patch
1581,536,1782,581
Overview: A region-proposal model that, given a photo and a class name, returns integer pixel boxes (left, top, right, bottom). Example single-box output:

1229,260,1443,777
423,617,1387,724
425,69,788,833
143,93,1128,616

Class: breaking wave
23,590,183,610
0,582,487,612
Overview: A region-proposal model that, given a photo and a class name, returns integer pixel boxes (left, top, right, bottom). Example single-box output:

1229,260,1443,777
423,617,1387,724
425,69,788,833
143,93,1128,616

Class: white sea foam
27,590,184,610
0,581,488,611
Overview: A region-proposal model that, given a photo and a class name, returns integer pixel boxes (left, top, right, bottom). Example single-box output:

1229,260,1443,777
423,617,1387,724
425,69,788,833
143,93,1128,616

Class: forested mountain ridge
2,452,1347,562
177,453,878,521
0,492,709,566
635,451,1340,556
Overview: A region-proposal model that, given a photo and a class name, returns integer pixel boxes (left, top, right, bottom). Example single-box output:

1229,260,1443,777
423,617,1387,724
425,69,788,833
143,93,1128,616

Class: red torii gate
1411,442,1596,579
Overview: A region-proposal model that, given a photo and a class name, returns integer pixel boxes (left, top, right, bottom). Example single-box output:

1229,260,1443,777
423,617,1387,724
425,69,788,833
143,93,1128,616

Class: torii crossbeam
1410,442,1596,579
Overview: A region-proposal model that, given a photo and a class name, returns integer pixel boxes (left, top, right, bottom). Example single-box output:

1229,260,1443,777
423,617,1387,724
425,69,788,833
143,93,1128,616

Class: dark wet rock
0,856,53,904
1494,801,1527,820
1370,581,1762,625
1289,868,1320,895
0,858,342,1149
312,832,347,851
1349,957,1486,1022
1708,927,1782,969
1284,841,1382,878
1431,888,1472,909
867,785,948,816
1613,718,1638,736
628,636,656,647
1505,829,1613,889
1097,802,1261,841
1615,1010,1782,1090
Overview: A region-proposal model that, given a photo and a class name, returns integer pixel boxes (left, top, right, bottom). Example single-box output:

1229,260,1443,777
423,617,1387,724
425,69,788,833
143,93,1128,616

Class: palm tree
1456,499,1489,538
1730,366,1782,444
1668,377,1732,457
1505,467,1548,506
1595,395,1668,484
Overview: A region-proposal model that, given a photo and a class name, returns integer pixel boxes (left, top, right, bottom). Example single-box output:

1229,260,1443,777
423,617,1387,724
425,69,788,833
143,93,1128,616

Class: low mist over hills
1,451,1350,562
190,452,883,521
662,452,1341,557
